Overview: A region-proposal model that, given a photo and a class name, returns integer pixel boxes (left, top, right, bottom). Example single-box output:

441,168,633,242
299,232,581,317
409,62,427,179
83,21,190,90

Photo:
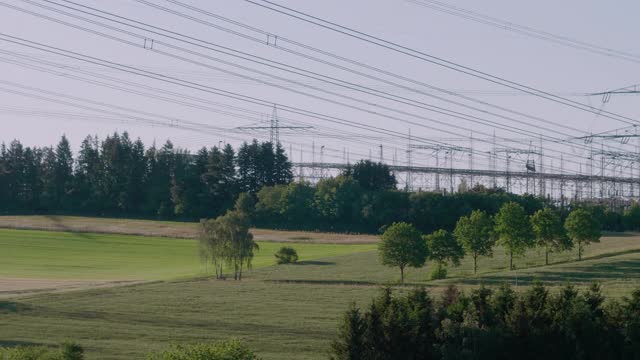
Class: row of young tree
331,284,640,360
378,203,602,283
0,134,292,218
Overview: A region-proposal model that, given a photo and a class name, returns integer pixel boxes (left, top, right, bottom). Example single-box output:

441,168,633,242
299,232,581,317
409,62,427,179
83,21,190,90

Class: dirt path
0,278,146,299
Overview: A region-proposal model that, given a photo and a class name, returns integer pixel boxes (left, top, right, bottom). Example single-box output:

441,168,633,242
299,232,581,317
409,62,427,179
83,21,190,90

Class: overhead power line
243,0,639,126
405,0,640,64
26,0,640,175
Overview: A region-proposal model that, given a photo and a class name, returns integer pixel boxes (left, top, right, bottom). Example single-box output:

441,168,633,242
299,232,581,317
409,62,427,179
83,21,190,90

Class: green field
3,225,640,359
0,229,376,280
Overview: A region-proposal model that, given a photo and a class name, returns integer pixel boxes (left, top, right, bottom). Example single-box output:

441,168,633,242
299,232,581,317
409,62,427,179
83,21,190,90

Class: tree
54,135,74,210
198,210,258,280
378,222,428,284
424,229,464,279
234,192,255,219
274,142,293,185
198,217,229,279
222,210,258,280
453,210,494,274
565,208,601,261
530,207,572,265
314,175,362,228
623,204,640,231
494,201,533,270
330,304,366,360
343,160,396,191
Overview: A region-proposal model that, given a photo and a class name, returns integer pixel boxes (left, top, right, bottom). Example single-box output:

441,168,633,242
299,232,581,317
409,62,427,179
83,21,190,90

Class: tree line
0,133,292,219
2,133,639,236
331,284,640,360
378,203,602,283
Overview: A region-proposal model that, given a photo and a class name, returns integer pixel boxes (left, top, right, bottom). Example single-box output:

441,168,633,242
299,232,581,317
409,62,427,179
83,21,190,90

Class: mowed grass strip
0,215,378,243
0,229,376,280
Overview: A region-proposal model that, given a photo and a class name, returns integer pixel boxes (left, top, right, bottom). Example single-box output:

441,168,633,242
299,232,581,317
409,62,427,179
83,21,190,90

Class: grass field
0,229,376,281
3,217,640,359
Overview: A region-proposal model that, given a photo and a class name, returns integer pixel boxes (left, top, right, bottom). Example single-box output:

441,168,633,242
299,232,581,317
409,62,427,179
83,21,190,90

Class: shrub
430,264,447,280
0,342,83,360
274,246,298,264
59,342,83,360
147,339,259,360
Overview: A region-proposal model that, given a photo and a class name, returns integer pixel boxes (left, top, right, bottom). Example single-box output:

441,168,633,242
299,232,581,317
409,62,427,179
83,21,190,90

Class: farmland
2,217,640,359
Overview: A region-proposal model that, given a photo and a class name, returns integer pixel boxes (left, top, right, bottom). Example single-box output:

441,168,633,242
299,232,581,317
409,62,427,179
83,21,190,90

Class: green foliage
430,263,448,280
494,202,534,270
565,208,602,261
274,246,298,264
342,160,396,191
331,287,436,360
330,304,365,360
58,342,83,360
378,222,428,284
623,204,640,231
0,346,54,360
147,339,259,360
530,208,572,265
313,176,363,229
0,134,291,220
453,210,494,274
234,192,255,219
0,342,83,360
331,284,640,360
199,210,258,280
425,229,464,267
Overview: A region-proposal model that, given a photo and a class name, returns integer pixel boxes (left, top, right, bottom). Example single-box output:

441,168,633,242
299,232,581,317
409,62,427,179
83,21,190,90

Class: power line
405,0,640,64
243,0,639,126
5,2,635,179
125,0,640,169
25,0,639,176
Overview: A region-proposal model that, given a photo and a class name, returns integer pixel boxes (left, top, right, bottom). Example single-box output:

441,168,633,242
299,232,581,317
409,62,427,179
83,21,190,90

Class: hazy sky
1,0,638,173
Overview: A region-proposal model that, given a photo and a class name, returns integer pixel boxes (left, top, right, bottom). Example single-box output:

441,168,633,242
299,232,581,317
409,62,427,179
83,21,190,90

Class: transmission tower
236,105,312,145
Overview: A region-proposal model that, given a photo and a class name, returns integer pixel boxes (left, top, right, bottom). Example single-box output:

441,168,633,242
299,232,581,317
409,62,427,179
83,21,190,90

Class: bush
430,264,447,280
274,246,298,264
147,339,259,360
0,342,83,360
59,342,83,360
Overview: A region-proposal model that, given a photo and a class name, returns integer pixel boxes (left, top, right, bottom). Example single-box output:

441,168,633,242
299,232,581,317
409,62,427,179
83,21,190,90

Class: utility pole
469,131,474,188
449,150,454,194
560,154,565,208
538,136,544,197
406,129,413,192
320,145,325,179
299,146,303,181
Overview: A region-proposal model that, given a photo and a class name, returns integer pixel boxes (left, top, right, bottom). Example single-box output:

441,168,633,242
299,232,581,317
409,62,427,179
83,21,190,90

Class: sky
0,0,639,176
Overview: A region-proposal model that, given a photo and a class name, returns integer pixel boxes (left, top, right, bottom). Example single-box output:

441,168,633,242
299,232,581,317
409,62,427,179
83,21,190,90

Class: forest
1,133,638,234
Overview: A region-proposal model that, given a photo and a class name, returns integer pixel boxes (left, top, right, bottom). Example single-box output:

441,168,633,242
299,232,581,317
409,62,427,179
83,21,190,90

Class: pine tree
54,135,74,210
73,135,101,213
274,142,293,185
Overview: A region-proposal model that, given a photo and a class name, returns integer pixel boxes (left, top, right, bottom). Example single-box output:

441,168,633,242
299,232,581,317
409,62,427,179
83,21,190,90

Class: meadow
2,217,640,359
